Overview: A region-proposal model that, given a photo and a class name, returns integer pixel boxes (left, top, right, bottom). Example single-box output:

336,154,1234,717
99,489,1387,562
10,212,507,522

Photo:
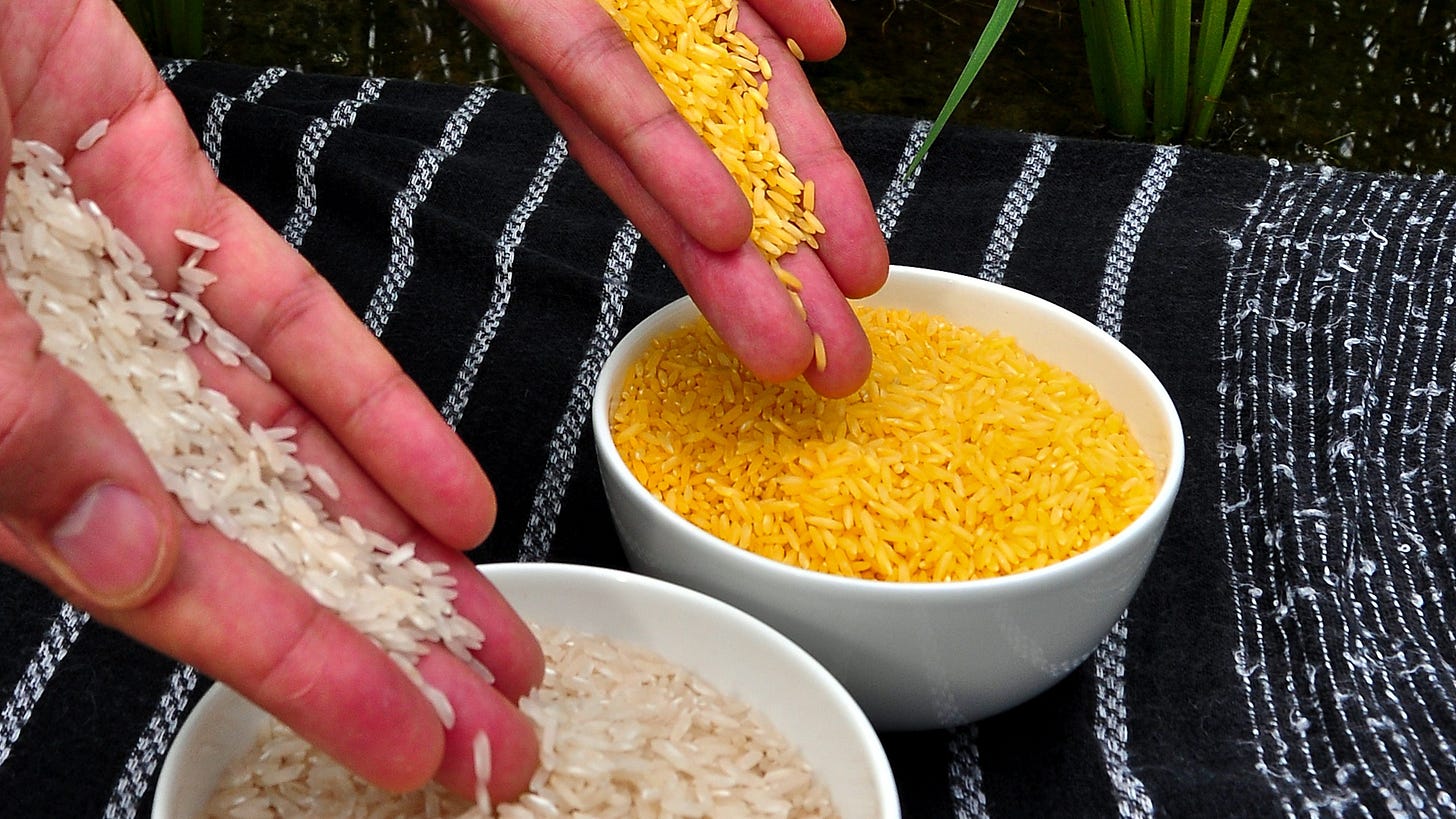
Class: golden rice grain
611,306,1160,582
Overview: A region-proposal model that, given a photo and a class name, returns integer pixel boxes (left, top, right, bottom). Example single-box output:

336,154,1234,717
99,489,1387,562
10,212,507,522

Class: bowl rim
592,264,1186,598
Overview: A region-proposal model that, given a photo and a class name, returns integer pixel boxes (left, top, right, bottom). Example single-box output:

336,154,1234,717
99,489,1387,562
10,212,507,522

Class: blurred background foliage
121,0,1456,175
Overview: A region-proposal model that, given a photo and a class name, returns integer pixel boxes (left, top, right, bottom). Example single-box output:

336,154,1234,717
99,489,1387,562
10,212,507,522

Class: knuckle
545,20,638,91
250,272,335,359
254,603,331,708
337,367,415,441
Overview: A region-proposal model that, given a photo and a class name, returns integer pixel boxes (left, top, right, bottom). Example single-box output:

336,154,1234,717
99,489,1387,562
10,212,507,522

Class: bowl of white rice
153,561,900,819
592,264,1185,730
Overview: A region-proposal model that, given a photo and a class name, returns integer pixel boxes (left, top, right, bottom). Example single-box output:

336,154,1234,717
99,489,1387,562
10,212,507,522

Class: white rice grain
175,226,222,251
472,733,493,814
203,625,839,819
305,463,341,501
75,118,110,151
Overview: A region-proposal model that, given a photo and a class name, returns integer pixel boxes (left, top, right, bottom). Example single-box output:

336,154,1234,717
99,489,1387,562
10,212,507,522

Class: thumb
0,298,180,610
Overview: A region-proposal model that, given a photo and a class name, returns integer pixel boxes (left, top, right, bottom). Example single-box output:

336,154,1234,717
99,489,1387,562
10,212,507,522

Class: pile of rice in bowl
207,624,838,818
610,309,1159,582
5,133,839,817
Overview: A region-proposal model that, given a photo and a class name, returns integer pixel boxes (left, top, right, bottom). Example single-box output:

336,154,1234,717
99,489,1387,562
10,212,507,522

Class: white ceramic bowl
592,264,1185,730
153,562,899,819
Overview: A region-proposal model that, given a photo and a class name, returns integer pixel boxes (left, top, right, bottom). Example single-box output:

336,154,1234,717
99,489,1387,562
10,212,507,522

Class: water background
201,0,1456,175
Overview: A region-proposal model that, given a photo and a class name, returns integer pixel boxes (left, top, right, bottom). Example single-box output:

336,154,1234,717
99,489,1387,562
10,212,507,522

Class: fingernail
50,484,164,606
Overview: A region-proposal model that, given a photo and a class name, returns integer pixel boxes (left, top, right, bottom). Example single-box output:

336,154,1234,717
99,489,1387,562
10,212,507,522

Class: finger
521,63,815,383
743,0,847,60
97,525,446,792
174,233,499,552
140,336,545,703
91,523,540,800
738,6,889,301
781,251,873,398
0,295,178,610
417,643,541,801
437,551,548,703
456,0,752,253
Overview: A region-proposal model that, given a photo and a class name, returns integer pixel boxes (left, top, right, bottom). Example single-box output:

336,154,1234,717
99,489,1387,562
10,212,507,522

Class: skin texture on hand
451,0,890,398
0,0,542,801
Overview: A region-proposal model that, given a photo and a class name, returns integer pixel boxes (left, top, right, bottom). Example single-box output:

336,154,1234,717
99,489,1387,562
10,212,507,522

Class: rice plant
118,0,205,58
1081,0,1255,142
908,0,1253,174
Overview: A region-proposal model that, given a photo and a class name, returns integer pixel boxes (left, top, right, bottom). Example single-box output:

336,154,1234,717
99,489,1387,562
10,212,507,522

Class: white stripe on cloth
518,223,640,562
103,666,199,819
282,77,387,248
876,119,931,241
941,134,1059,819
1296,172,1429,806
1221,159,1456,814
1265,165,1388,813
0,604,89,768
157,59,194,84
1090,143,1179,819
1222,159,1318,816
440,132,571,429
200,67,287,177
363,85,495,337
1309,171,1454,810
1094,144,1179,338
980,134,1057,285
949,725,988,819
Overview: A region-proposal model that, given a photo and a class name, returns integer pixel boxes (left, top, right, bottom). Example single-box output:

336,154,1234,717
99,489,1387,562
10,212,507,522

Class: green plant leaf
1080,0,1149,137
1191,0,1254,140
1152,0,1191,141
163,0,204,57
1192,0,1228,97
903,0,1020,178
1133,0,1158,87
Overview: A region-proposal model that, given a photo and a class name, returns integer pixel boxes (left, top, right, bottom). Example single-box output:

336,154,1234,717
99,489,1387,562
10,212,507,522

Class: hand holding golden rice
597,0,832,363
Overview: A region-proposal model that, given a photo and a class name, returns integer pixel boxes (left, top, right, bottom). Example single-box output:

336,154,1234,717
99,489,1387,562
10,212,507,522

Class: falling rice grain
472,732,493,814
174,227,221,252
75,119,110,151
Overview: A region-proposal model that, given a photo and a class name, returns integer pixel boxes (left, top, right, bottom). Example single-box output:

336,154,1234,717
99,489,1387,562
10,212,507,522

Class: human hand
0,0,542,802
451,0,890,398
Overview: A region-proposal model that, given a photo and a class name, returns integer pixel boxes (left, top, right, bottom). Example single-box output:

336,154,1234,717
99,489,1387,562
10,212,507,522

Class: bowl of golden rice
154,563,899,818
591,264,1185,730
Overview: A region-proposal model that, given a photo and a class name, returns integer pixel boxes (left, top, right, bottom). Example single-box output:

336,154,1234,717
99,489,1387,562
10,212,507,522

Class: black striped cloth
1,59,1453,817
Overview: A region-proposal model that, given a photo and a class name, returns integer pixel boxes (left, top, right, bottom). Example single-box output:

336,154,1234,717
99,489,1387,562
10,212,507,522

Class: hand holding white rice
5,134,504,804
